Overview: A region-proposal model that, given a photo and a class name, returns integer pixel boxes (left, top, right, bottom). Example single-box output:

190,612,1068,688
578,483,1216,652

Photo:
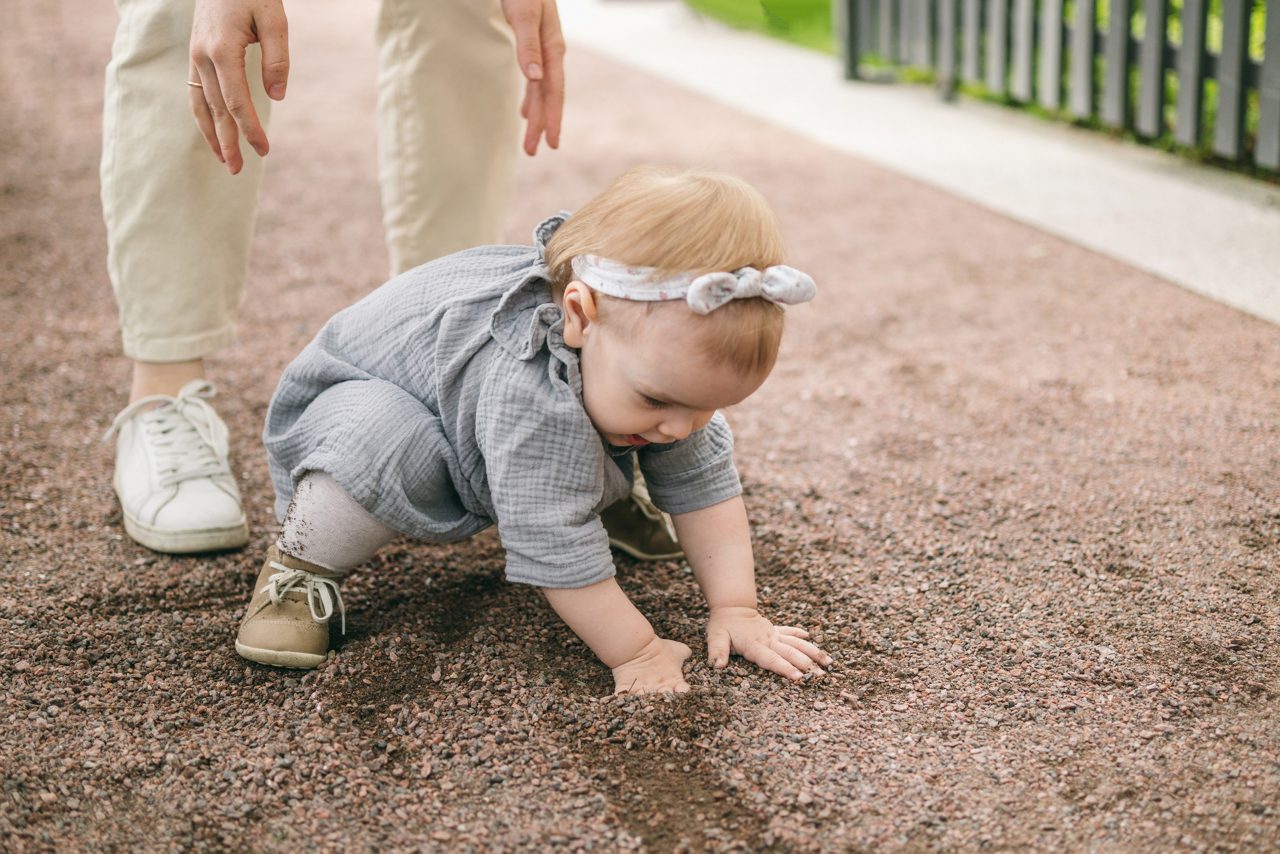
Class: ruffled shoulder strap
533,211,570,260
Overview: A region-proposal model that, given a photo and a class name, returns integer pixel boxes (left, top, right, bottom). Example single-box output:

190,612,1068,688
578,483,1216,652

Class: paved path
2,1,1278,850
562,0,1280,326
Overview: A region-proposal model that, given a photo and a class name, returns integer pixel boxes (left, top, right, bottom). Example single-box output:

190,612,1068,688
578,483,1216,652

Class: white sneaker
106,379,249,553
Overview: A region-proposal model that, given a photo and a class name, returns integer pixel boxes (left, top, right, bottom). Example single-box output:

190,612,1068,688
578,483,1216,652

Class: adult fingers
707,627,731,668
537,3,565,149
257,6,290,100
538,44,563,150
779,634,832,666
208,43,268,157
195,59,244,173
521,79,544,156
505,0,545,80
188,65,222,162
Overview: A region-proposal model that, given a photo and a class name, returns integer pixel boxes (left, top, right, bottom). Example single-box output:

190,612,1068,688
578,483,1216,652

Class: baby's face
572,300,768,448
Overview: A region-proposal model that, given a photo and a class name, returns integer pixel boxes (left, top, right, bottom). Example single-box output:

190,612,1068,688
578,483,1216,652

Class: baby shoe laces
630,476,678,543
105,381,231,488
263,561,346,634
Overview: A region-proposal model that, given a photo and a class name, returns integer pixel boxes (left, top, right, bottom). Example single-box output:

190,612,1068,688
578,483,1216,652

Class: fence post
1135,0,1169,138
1213,0,1249,159
1068,0,1098,118
900,0,915,62
858,0,876,58
1101,0,1133,128
879,0,897,62
1011,0,1036,100
837,0,860,79
1259,0,1280,169
962,0,984,83
1173,0,1208,147
939,0,959,100
986,0,1010,96
1037,0,1065,109
917,0,935,68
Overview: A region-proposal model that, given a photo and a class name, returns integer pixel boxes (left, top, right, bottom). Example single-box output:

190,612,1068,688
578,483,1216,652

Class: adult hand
188,0,291,174
502,0,565,155
706,607,832,682
611,636,692,695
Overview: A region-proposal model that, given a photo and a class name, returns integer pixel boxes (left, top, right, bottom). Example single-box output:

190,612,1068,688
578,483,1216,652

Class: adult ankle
129,358,207,402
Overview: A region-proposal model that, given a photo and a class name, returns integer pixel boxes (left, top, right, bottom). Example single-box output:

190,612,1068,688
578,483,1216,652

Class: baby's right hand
611,636,691,695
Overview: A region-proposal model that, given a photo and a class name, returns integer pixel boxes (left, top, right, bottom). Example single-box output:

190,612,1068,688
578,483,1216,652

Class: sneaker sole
235,641,326,670
607,537,684,562
122,511,249,554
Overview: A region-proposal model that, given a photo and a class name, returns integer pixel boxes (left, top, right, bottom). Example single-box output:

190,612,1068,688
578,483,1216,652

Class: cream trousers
101,0,521,362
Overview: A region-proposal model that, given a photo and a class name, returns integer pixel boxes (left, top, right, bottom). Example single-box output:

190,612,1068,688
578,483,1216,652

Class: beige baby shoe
601,465,682,561
235,546,344,669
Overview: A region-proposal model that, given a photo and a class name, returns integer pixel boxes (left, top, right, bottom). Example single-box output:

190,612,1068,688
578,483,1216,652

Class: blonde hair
544,166,788,376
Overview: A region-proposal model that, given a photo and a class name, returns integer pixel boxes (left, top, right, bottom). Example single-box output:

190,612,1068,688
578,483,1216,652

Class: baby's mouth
622,434,650,446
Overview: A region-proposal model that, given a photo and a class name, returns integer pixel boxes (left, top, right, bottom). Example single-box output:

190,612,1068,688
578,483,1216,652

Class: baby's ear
561,281,597,348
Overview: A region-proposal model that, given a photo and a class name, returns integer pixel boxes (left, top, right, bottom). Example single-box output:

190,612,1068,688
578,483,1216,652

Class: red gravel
3,1,1279,850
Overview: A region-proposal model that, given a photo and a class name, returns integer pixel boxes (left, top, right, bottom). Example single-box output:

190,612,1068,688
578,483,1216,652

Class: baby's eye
639,394,667,409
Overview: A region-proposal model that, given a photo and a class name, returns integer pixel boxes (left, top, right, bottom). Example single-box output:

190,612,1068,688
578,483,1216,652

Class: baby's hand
706,606,832,681
611,636,692,695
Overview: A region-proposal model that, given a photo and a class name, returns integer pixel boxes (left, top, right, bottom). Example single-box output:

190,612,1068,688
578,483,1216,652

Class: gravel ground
4,1,1279,850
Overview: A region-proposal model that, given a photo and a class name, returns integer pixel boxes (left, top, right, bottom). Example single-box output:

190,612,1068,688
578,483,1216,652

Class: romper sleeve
637,411,742,515
475,358,617,589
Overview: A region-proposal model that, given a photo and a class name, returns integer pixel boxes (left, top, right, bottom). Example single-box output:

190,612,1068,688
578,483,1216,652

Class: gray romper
263,215,742,589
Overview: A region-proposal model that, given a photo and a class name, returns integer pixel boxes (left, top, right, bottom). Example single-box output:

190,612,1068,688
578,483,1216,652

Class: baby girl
235,167,831,693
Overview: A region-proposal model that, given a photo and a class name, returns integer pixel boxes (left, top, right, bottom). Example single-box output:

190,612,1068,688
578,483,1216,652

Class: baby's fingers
775,625,810,639
743,644,805,681
707,626,731,668
615,678,690,696
773,640,825,676
779,633,833,667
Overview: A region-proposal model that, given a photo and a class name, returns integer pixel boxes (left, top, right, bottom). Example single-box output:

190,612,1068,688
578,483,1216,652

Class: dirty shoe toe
235,546,344,669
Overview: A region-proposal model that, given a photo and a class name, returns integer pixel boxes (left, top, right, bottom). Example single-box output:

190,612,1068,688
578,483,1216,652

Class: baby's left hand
706,606,832,681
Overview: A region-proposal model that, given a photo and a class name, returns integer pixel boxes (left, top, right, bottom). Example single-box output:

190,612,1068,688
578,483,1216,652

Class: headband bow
570,255,816,315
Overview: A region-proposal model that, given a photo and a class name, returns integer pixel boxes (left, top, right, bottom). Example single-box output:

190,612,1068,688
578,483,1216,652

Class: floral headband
570,254,816,315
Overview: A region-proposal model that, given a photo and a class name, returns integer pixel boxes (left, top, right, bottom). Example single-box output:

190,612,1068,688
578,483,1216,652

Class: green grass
684,0,838,54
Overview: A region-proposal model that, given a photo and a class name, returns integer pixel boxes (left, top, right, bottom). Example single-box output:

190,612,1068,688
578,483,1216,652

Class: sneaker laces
263,561,346,634
104,380,231,488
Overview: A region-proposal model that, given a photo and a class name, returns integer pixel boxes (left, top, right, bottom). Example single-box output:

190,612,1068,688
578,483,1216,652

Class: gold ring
187,80,203,88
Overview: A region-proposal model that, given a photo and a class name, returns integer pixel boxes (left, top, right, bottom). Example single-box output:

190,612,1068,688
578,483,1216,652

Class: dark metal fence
838,0,1279,171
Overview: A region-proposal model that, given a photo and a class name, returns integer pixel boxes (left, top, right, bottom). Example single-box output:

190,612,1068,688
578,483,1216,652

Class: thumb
506,3,545,80
257,7,290,99
707,628,731,668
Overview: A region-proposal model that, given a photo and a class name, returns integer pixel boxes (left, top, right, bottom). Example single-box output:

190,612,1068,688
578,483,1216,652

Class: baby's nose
660,416,694,441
